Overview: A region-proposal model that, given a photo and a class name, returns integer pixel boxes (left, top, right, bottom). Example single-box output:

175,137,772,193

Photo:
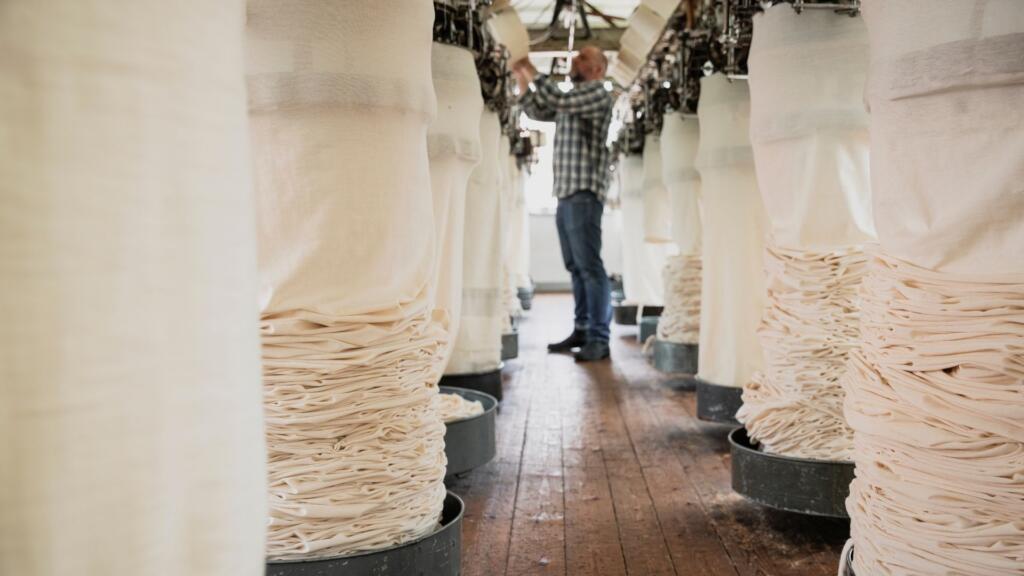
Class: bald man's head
571,45,608,82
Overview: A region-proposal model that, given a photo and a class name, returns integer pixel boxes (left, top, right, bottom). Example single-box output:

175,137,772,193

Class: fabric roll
620,153,675,307
487,6,530,63
737,5,874,461
844,1,1024,573
446,110,505,375
656,255,702,345
248,0,448,559
659,113,702,255
642,133,673,244
437,393,486,423
694,74,766,388
0,2,267,574
429,42,484,371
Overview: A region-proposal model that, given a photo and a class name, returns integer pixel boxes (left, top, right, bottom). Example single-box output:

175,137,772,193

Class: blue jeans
555,190,611,343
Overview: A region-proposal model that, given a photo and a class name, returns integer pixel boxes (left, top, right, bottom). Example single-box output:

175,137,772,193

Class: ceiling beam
527,27,623,52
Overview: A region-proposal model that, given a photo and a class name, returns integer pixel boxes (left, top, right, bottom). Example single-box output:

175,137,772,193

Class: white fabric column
0,2,266,574
695,75,766,388
429,43,483,368
446,110,504,375
642,133,673,244
657,114,703,344
247,0,448,559
736,6,874,460
506,156,532,290
499,137,522,331
620,152,673,307
845,1,1024,574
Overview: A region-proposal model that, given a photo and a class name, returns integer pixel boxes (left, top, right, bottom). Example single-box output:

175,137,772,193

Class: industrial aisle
450,293,848,576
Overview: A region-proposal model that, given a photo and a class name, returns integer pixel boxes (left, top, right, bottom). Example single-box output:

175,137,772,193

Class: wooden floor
449,293,849,576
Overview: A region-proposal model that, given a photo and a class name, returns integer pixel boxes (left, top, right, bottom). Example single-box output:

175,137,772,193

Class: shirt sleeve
518,74,557,122
529,74,611,119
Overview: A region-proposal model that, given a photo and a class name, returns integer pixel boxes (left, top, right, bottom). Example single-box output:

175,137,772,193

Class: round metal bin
266,492,464,576
441,386,498,478
729,427,854,518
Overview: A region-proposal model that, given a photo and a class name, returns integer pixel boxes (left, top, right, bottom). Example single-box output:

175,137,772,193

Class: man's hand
511,57,537,95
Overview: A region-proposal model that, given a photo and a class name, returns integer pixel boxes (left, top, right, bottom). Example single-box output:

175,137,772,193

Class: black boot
574,340,610,362
548,329,586,353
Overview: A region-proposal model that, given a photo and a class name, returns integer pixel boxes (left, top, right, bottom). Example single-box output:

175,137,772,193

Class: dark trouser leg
556,197,589,332
560,192,611,343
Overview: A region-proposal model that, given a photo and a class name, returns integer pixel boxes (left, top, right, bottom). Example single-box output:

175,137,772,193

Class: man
512,46,614,362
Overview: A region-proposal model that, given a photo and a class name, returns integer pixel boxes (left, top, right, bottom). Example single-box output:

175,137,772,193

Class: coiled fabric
446,110,504,375
739,246,868,460
656,255,702,345
437,393,485,423
737,5,874,460
845,1,1024,573
844,255,1024,575
248,0,448,559
0,2,267,574
694,75,766,388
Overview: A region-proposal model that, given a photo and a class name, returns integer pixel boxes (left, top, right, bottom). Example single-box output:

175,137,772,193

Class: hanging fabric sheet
694,74,766,388
0,2,267,574
844,1,1024,574
248,0,449,559
620,152,674,307
505,156,532,290
657,114,703,344
446,109,505,375
429,42,484,368
498,137,523,332
736,5,874,461
642,133,673,244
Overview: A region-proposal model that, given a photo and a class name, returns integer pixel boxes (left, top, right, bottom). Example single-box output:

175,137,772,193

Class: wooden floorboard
455,293,848,576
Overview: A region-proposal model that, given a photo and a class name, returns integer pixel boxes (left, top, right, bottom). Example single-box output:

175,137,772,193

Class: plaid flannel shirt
519,74,614,203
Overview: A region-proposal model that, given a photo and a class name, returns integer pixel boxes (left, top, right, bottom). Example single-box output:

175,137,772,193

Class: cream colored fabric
844,1,1024,573
498,137,522,332
642,133,673,244
505,156,532,290
248,0,448,559
695,75,766,388
620,153,674,307
656,255,702,345
657,114,703,345
487,6,530,63
737,5,874,461
739,246,868,459
642,0,681,20
429,42,484,370
437,393,486,423
446,110,504,375
660,114,702,255
0,2,267,574
862,0,1024,276
620,5,667,61
844,255,1024,576
609,56,639,87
